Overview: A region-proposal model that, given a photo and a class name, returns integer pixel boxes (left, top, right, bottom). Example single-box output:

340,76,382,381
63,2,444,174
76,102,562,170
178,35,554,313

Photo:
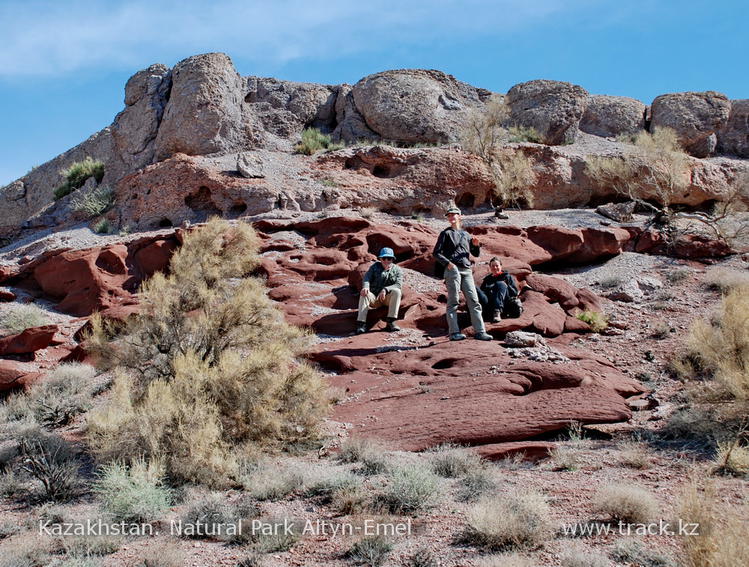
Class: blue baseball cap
378,247,395,259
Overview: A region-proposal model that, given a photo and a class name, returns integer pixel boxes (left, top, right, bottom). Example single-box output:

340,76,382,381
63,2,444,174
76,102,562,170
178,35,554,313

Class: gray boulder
245,77,337,139
506,80,588,145
112,63,171,171
345,69,491,144
649,91,731,158
332,84,379,143
154,53,249,160
717,99,749,158
580,95,646,138
236,152,264,178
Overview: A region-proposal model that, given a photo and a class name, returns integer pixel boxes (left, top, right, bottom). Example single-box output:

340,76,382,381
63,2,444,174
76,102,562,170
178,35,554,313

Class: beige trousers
357,288,402,322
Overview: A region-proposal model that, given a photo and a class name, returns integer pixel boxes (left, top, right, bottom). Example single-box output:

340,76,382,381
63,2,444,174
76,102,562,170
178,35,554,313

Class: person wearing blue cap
433,206,492,341
355,247,403,334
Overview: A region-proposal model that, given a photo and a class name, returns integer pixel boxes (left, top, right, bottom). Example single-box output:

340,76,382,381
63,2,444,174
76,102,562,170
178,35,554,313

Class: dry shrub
474,555,535,567
703,267,749,293
27,363,97,428
462,96,536,208
549,445,580,471
586,128,689,211
381,464,440,515
681,285,749,402
19,432,81,502
610,538,674,567
242,461,305,501
679,481,749,567
617,441,652,470
460,490,552,551
456,466,497,503
560,546,609,567
593,485,659,524
337,437,389,475
1,303,49,334
130,542,186,567
348,535,392,567
713,441,749,476
87,219,328,486
427,444,484,478
0,533,58,567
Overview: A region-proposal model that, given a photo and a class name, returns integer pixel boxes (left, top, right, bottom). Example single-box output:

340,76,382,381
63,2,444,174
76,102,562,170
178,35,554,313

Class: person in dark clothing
477,256,522,322
433,206,492,341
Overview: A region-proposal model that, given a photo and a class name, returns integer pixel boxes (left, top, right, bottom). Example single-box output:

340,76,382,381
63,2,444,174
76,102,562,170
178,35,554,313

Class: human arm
469,233,481,257
433,230,451,266
361,264,375,296
384,265,403,293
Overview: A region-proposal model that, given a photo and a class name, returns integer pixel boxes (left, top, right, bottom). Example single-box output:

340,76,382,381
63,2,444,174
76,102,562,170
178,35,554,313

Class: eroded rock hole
372,165,391,178
455,193,475,209
432,358,459,370
158,218,173,228
229,202,248,218
184,186,221,221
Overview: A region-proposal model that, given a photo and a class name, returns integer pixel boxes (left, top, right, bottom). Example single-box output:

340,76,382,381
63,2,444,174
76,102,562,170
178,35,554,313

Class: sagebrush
54,157,104,199
87,218,328,485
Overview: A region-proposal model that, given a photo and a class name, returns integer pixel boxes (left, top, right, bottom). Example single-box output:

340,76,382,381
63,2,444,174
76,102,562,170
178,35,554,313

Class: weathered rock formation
506,80,589,145
580,95,647,138
717,99,749,158
650,91,731,158
2,53,748,240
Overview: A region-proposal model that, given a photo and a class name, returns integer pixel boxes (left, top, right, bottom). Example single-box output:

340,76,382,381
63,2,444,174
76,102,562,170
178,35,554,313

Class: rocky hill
0,53,748,567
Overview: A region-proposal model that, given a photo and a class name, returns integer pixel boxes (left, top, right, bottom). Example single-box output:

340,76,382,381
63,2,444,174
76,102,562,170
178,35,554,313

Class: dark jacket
363,262,403,296
433,227,480,270
480,271,519,298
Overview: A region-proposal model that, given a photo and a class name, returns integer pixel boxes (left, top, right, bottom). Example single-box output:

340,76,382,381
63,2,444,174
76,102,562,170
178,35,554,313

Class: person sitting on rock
355,247,403,334
433,206,493,342
477,256,522,323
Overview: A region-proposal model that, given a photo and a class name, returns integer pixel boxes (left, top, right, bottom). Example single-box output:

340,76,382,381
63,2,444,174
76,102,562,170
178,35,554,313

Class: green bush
576,310,609,333
93,218,111,234
295,128,342,155
94,458,171,522
456,466,497,502
1,304,50,334
507,126,542,143
54,157,104,200
86,219,328,486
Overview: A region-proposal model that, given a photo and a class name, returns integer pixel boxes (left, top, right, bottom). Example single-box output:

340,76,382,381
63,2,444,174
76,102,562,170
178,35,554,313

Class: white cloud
0,0,597,77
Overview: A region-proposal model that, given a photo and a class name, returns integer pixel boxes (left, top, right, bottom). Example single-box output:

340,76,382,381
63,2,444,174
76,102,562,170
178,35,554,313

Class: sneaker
449,332,467,341
385,321,401,332
474,332,493,341
490,310,502,323
355,323,367,335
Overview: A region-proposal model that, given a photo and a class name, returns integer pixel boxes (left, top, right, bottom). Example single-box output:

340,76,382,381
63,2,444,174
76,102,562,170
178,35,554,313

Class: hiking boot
355,323,367,335
385,319,401,332
474,332,493,341
490,310,502,323
449,332,467,341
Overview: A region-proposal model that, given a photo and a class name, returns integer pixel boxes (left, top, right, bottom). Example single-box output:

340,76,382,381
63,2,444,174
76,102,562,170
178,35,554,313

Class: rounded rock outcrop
154,52,248,160
580,95,646,138
506,79,589,145
346,69,491,144
649,91,731,158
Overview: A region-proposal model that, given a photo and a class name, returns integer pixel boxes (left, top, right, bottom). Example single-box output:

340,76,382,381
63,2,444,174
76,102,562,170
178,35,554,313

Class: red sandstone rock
0,360,40,392
0,288,16,301
0,324,58,355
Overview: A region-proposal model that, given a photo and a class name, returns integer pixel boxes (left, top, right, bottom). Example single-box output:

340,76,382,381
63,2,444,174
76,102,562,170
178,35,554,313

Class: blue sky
1,0,747,186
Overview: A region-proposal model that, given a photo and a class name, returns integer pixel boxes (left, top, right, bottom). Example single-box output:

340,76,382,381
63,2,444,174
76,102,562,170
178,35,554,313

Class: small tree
87,218,328,485
462,96,537,208
586,129,749,248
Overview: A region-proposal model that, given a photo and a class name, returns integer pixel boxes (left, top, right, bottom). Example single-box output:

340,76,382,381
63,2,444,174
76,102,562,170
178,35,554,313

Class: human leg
460,270,486,334
444,267,462,335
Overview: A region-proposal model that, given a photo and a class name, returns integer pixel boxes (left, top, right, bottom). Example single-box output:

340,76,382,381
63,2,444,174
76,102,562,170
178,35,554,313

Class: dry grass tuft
1,304,49,334
460,490,552,551
679,481,749,567
380,464,440,515
337,437,390,475
94,458,171,522
592,485,659,524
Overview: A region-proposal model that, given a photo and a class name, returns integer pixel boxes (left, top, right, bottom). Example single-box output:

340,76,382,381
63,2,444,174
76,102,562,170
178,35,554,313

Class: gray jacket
363,262,403,296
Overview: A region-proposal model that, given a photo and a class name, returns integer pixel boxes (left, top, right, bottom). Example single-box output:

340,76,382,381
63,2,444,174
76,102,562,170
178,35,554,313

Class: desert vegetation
86,218,328,485
53,156,105,199
462,96,537,208
295,127,343,155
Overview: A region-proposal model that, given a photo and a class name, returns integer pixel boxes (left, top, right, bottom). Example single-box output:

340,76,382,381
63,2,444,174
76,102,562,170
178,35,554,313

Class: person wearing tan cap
433,206,492,341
